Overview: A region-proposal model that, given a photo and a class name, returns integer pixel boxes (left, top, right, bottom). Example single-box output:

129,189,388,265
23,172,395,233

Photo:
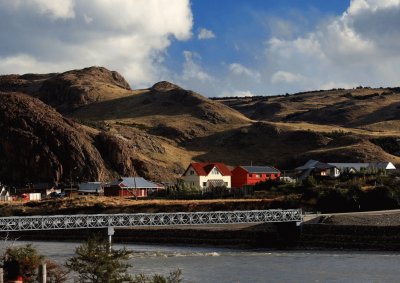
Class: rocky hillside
0,66,132,112
1,67,400,184
0,91,174,184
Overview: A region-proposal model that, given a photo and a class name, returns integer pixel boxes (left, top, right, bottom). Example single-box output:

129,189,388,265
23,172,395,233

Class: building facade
231,166,281,188
182,162,232,190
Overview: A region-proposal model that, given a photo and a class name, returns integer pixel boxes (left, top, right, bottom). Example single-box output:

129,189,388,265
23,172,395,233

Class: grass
0,197,279,216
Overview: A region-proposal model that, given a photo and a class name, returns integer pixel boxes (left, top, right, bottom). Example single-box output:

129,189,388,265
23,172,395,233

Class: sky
1,0,400,97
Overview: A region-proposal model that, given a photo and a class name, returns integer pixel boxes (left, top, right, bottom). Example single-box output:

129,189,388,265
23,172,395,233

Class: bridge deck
0,209,302,232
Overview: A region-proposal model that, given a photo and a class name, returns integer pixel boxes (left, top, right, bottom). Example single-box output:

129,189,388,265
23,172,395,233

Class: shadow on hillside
182,123,329,169
69,88,243,125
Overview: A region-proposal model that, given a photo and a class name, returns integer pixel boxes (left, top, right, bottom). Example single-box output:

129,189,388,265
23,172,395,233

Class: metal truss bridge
0,209,302,232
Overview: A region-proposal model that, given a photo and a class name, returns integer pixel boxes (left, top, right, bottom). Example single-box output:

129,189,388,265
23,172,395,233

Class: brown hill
0,66,132,112
0,92,178,183
70,80,250,144
0,91,108,183
219,88,400,128
1,67,400,184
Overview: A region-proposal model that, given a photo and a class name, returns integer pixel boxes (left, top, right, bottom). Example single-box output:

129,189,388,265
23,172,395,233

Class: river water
5,241,400,282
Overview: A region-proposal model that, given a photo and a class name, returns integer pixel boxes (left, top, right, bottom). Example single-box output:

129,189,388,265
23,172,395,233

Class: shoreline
4,221,400,251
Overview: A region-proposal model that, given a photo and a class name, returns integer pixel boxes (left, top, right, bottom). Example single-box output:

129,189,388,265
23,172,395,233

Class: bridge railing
0,209,302,232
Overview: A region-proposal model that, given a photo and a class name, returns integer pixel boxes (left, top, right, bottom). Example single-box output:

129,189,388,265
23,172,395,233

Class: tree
65,236,134,283
2,244,44,283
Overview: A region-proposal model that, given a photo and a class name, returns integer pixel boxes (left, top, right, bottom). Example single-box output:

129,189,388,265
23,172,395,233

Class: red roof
187,162,232,176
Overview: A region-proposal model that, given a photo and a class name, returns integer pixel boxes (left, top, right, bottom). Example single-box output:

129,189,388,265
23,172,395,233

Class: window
224,182,228,187
190,170,194,175
203,182,207,187
255,174,261,178
249,174,252,177
211,167,219,175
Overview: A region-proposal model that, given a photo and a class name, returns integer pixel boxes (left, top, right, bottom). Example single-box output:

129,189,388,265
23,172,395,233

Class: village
0,160,396,202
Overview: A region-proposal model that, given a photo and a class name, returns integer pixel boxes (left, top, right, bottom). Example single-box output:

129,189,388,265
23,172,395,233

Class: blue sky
1,0,400,97
164,0,351,95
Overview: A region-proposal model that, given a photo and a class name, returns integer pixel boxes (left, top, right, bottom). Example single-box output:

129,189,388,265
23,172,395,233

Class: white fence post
38,263,46,283
0,268,3,283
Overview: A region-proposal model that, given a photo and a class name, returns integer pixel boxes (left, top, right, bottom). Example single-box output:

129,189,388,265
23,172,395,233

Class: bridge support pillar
107,227,115,248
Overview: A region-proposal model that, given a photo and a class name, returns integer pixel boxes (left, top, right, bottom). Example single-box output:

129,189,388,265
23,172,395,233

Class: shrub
65,236,133,283
3,244,44,283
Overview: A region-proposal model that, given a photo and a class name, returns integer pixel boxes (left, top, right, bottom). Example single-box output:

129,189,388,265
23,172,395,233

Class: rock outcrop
0,66,131,112
0,92,108,183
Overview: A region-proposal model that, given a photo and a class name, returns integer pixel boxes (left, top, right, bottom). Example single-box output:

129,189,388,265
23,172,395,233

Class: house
104,177,164,197
78,182,104,196
182,162,232,190
368,162,396,171
0,186,10,201
329,162,396,174
231,166,280,188
328,163,370,174
296,160,340,180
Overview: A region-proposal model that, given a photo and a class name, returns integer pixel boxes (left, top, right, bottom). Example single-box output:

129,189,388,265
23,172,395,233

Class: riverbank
4,214,400,251
299,213,400,250
2,197,400,251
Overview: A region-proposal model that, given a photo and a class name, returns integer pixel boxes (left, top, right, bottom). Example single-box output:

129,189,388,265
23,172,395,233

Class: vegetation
65,236,133,283
74,118,109,131
158,183,239,200
2,244,44,283
1,237,183,283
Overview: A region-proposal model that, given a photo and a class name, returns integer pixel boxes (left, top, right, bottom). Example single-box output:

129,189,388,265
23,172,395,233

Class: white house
182,162,232,190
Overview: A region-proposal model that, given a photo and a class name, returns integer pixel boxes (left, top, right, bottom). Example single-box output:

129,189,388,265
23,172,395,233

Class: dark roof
78,182,103,193
187,162,232,176
110,177,164,189
296,160,336,171
240,166,280,174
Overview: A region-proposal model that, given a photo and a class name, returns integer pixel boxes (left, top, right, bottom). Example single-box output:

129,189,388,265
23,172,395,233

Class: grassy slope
69,85,400,172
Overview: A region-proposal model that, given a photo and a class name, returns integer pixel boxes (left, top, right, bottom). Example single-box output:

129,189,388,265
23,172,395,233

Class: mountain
0,67,399,184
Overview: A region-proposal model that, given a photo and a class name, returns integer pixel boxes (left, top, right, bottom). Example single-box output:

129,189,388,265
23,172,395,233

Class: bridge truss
0,209,302,232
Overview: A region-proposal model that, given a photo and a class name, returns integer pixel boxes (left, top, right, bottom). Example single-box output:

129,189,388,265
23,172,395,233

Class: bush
3,244,44,283
360,186,399,211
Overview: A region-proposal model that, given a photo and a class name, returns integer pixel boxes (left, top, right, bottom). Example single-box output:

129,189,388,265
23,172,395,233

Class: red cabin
104,177,163,198
231,166,280,188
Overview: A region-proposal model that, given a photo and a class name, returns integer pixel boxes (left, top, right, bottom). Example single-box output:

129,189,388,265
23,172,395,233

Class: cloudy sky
1,0,400,97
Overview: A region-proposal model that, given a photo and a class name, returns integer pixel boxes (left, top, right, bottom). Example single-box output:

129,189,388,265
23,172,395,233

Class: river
5,241,400,282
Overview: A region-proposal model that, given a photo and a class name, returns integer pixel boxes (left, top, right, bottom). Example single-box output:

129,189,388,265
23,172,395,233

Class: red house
231,166,281,188
104,177,163,198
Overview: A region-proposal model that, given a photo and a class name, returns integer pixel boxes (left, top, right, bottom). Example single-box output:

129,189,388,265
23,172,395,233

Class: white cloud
0,0,75,20
198,28,216,40
0,54,59,75
271,71,305,84
83,14,93,24
0,0,193,87
229,63,260,80
181,51,213,82
265,0,400,91
222,90,254,97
